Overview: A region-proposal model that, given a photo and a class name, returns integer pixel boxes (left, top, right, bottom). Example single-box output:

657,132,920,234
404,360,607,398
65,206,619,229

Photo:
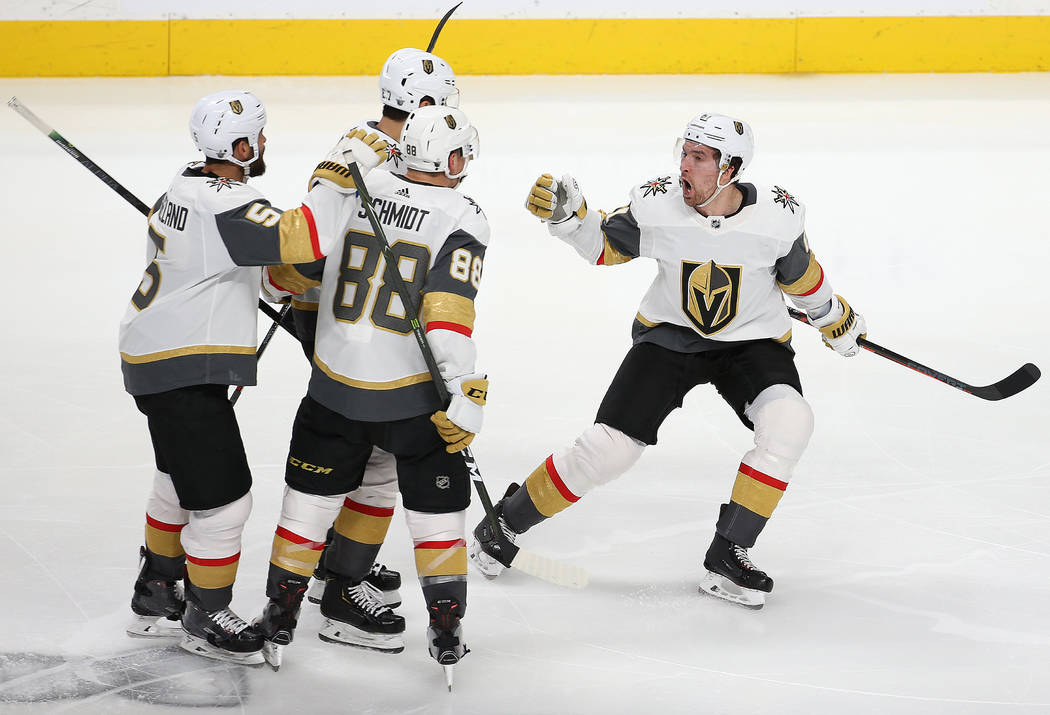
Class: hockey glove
310,128,390,193
430,373,488,453
809,295,867,357
526,173,587,224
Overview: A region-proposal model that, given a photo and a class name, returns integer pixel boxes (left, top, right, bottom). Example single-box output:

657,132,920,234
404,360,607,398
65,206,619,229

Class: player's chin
249,157,267,177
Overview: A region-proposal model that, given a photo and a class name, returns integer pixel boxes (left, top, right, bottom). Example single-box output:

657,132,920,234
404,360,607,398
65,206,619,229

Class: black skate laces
346,580,388,617
211,608,252,634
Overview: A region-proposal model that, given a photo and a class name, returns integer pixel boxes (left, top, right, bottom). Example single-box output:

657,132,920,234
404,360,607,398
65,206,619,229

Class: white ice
1,73,1048,714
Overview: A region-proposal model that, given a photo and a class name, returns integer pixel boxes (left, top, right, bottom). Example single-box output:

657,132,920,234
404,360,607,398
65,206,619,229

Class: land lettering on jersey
358,197,430,233
156,196,189,231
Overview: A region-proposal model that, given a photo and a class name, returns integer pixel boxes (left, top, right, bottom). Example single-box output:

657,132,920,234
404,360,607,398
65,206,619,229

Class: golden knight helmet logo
444,114,457,129
229,100,243,114
422,59,434,74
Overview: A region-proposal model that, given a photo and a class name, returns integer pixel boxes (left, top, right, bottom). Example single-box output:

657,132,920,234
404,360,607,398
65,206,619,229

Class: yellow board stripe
120,344,255,364
3,17,1050,77
414,543,468,578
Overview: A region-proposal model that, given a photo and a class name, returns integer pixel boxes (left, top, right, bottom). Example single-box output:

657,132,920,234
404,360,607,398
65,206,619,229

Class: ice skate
254,577,308,671
318,576,405,653
427,597,468,692
126,546,185,637
180,601,265,666
698,533,774,610
308,558,401,608
468,483,521,579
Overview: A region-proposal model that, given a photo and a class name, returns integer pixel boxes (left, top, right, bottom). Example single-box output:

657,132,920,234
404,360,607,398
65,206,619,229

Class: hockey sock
270,487,342,580
407,509,467,583
325,496,395,580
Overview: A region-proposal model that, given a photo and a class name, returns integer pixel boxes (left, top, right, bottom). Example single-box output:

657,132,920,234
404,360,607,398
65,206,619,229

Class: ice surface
1,73,1047,714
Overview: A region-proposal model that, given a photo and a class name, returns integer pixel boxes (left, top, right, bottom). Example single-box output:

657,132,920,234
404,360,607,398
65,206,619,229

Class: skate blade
126,615,183,638
317,619,405,653
443,664,454,692
178,634,265,666
468,539,505,579
262,641,284,671
698,572,765,610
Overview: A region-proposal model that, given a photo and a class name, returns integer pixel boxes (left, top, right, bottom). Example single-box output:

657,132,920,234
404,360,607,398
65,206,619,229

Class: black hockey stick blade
787,307,1040,401
427,3,462,52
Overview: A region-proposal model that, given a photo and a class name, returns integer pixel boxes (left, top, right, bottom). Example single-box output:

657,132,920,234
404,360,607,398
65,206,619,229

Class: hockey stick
787,307,1040,400
7,96,300,343
229,303,292,405
427,3,462,52
348,163,588,589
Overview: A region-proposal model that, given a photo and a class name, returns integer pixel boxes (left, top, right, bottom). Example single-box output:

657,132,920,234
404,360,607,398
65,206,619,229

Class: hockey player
255,49,462,669
257,105,484,680
470,112,867,610
121,89,389,664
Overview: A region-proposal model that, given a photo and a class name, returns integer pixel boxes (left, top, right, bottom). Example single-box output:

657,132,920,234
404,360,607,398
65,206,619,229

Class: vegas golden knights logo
445,114,457,129
680,260,741,336
422,59,434,74
229,100,243,114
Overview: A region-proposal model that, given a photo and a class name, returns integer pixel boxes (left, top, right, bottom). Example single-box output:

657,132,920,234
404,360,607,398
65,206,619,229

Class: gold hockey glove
430,374,488,453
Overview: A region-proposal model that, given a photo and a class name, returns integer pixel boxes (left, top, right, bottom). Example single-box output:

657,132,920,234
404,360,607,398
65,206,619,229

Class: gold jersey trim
600,232,633,265
778,252,823,296
120,344,255,364
635,312,659,327
291,297,320,311
278,207,320,264
422,291,476,331
268,264,321,295
314,355,432,391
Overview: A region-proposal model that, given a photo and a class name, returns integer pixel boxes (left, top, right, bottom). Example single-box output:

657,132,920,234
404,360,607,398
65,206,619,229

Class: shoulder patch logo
640,176,672,198
772,185,799,213
206,177,238,192
464,195,484,215
387,144,403,167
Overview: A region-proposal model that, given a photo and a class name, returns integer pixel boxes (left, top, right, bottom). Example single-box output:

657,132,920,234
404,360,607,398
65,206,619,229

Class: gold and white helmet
379,48,459,111
400,105,479,179
189,90,266,170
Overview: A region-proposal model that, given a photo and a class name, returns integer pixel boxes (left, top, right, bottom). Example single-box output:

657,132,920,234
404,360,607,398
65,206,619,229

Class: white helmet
189,90,266,170
400,106,479,179
379,48,459,111
674,112,754,179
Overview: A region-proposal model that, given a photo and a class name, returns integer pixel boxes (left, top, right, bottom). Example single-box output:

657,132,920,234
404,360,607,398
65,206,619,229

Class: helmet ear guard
400,106,479,180
189,90,266,172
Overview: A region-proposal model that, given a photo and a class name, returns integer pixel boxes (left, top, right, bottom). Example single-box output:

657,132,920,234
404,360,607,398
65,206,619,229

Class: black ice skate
468,483,521,579
309,556,402,608
318,575,405,653
180,601,264,666
698,533,774,610
427,597,469,691
254,577,308,671
127,546,185,637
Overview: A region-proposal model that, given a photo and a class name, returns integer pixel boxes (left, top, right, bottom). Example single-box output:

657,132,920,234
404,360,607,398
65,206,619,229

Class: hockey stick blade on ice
348,162,589,589
787,307,1040,401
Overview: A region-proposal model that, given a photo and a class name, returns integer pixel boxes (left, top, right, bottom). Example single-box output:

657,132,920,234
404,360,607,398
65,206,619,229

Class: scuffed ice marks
0,647,251,707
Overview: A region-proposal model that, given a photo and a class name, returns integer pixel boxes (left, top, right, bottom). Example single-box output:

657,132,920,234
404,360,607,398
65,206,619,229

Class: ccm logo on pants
288,456,333,475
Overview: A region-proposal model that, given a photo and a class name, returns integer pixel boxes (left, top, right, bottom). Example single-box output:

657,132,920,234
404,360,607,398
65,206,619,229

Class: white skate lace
211,608,251,635
347,580,389,617
733,545,760,572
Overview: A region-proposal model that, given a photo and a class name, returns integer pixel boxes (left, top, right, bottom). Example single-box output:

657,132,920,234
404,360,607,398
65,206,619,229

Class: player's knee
146,469,187,523
557,423,645,494
181,492,253,556
278,487,343,543
405,508,466,543
746,385,814,462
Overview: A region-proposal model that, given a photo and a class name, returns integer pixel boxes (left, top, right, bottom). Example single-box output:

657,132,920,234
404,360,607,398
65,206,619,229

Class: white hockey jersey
268,171,489,421
556,177,834,352
119,163,351,395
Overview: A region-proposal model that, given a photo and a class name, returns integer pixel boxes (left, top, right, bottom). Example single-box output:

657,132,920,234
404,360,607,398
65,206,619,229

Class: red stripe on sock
146,514,186,532
414,539,466,550
425,321,472,337
342,498,395,518
185,551,240,567
275,526,325,550
545,455,580,503
739,463,788,491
